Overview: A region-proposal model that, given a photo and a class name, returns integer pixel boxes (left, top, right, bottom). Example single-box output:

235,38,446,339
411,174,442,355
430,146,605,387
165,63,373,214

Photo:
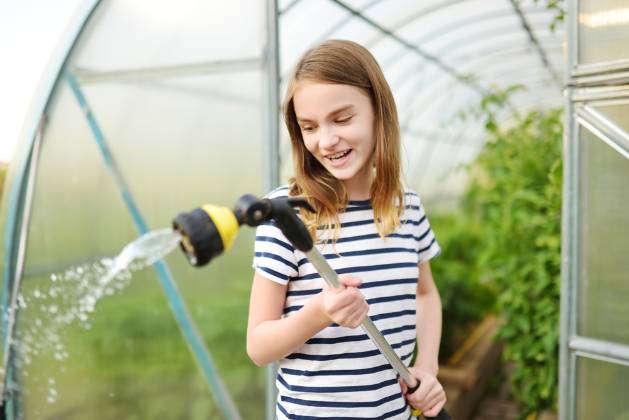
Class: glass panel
579,0,629,65
73,0,264,70
577,126,629,345
594,103,629,134
8,0,267,418
576,356,629,419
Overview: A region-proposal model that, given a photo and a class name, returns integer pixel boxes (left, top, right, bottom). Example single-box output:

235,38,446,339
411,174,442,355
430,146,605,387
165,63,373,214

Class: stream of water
10,228,182,404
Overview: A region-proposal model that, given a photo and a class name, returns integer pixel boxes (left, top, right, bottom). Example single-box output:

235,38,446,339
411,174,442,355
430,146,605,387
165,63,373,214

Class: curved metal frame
0,2,101,416
397,41,564,128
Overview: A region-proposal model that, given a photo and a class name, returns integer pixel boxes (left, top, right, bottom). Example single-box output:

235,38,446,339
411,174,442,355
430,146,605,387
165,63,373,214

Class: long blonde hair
283,39,404,241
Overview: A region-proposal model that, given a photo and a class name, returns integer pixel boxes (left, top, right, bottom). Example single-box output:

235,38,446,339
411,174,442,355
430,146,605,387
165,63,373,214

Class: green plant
463,100,563,417
0,163,7,200
430,213,496,360
517,0,565,31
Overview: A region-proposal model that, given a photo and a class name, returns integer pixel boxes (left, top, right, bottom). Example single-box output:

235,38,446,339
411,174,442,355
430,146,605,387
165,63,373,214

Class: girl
248,39,446,419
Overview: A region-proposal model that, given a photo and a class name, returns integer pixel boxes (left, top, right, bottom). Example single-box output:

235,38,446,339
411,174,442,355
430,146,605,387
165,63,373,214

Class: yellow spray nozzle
172,204,240,267
201,204,239,251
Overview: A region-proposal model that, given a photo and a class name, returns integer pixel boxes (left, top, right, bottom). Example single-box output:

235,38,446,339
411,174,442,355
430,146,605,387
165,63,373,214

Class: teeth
328,150,350,160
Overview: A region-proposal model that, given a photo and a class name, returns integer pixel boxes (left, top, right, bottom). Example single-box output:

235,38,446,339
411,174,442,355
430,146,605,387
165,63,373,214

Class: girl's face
293,81,376,197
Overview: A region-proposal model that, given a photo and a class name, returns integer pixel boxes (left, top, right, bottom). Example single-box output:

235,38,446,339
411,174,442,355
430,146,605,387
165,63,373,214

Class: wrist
306,292,332,326
414,360,439,376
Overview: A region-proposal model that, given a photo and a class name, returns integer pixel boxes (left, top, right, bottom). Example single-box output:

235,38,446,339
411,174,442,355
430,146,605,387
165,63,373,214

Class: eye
335,115,353,124
301,125,315,133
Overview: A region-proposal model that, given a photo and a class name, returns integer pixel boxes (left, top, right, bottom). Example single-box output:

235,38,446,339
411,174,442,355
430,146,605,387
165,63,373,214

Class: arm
403,260,447,417
246,272,368,366
414,260,442,375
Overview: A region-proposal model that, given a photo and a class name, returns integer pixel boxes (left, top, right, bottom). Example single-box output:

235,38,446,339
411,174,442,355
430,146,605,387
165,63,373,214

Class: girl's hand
400,366,446,418
319,275,368,328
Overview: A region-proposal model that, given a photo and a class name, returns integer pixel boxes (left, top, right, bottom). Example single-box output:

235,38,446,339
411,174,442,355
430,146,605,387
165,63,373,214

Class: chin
326,169,357,181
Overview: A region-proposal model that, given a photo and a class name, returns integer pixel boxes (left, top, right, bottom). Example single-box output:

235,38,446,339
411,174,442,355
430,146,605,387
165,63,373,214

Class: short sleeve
411,193,441,263
251,187,299,285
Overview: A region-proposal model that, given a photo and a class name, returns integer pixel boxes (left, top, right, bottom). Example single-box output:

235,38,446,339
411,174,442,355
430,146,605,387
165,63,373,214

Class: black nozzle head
172,208,225,267
233,194,272,227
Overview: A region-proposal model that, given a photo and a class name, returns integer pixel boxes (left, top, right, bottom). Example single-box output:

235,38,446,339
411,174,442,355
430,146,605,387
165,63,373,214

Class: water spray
173,194,451,420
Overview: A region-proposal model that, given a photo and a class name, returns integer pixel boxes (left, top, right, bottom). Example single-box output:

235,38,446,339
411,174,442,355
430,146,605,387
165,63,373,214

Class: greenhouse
0,0,627,419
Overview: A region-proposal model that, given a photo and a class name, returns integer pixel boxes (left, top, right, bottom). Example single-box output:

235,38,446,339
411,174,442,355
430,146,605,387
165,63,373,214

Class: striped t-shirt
252,186,441,420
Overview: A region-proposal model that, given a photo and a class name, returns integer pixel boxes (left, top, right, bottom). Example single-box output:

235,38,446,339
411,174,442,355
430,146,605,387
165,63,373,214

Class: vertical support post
263,0,281,418
559,1,578,419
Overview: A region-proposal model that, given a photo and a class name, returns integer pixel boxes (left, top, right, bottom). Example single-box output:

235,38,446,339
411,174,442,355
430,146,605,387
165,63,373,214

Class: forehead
293,81,371,119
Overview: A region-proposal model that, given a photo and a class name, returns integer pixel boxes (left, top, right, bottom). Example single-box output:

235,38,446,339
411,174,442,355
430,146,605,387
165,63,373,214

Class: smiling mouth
327,150,352,161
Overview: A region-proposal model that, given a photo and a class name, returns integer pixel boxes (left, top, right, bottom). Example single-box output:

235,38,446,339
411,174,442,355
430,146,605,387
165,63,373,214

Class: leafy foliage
430,214,496,359
462,95,563,417
0,163,7,200
517,0,565,31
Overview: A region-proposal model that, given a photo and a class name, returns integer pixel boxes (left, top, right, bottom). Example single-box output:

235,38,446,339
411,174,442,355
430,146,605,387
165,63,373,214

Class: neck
344,167,373,201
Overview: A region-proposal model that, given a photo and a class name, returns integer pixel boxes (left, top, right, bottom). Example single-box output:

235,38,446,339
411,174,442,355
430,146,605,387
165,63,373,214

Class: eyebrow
297,105,355,124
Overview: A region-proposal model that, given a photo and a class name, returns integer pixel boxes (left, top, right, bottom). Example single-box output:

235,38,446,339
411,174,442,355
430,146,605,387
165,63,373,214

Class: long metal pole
304,249,419,389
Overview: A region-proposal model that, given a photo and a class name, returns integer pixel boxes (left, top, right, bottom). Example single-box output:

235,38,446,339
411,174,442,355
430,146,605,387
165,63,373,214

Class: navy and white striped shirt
252,186,440,420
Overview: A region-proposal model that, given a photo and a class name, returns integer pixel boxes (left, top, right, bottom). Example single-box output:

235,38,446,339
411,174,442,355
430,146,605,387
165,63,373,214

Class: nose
319,125,340,149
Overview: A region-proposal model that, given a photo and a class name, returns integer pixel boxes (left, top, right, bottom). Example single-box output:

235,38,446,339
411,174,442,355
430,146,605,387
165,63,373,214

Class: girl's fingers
423,389,445,411
407,381,445,412
398,377,408,395
423,398,446,418
338,274,362,288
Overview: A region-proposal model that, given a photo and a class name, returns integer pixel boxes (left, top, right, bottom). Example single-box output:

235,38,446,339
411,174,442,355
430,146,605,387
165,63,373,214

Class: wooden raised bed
437,315,503,420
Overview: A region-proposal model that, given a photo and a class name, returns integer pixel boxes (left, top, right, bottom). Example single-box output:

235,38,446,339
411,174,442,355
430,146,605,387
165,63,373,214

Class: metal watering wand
172,194,451,420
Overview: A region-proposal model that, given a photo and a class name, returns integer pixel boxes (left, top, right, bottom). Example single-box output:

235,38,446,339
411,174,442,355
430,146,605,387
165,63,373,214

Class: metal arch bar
411,94,562,192
423,23,558,67
508,0,562,87
393,39,562,132
395,51,553,136
64,72,242,420
72,57,263,84
391,33,561,101
0,117,45,418
279,0,302,15
386,6,552,61
313,0,384,46
407,84,562,186
404,128,479,147
0,1,101,415
396,42,563,128
388,30,563,95
402,77,560,148
364,0,477,48
379,6,554,77
276,0,385,85
448,37,564,71
405,73,561,136
327,0,487,94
